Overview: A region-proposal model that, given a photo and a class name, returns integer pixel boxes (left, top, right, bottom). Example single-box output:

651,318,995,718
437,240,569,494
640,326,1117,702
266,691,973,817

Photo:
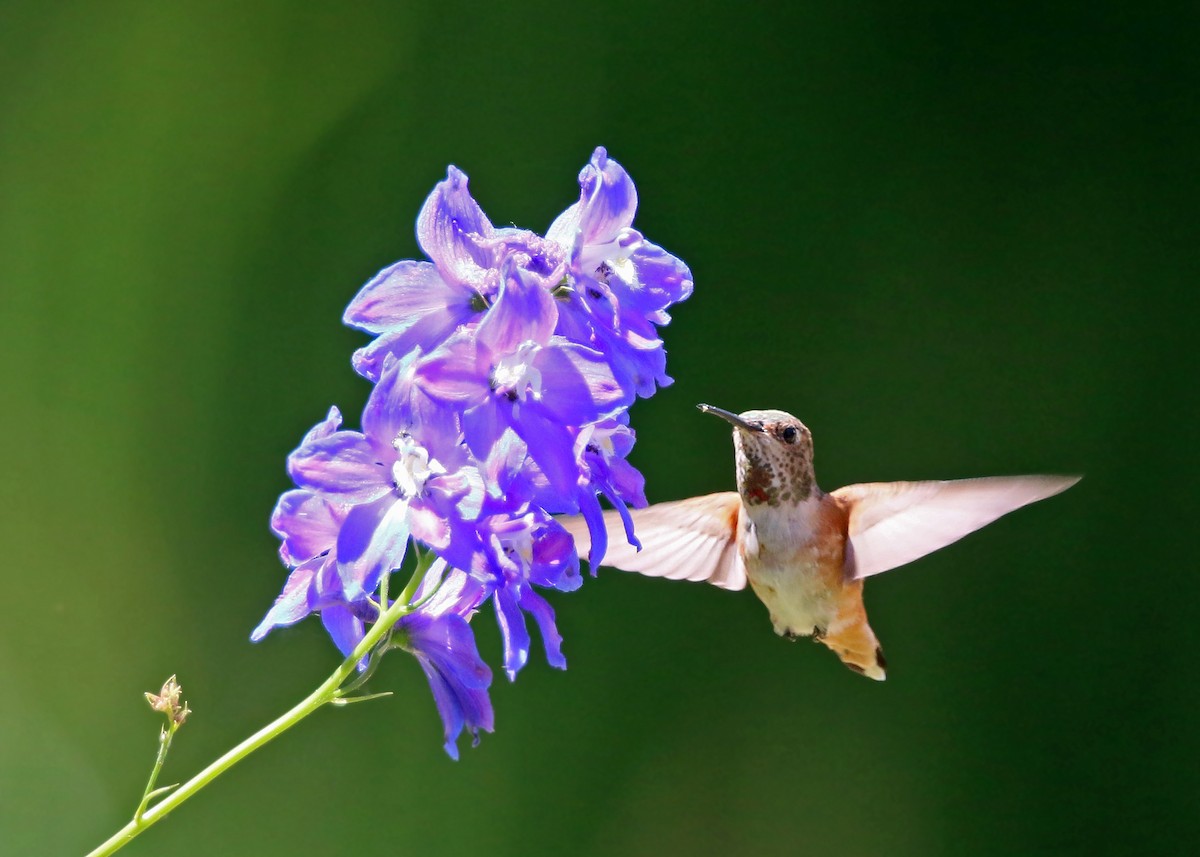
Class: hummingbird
560,405,1079,680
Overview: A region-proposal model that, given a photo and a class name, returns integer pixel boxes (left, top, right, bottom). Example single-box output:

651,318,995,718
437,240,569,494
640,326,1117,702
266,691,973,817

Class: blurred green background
2,2,1196,855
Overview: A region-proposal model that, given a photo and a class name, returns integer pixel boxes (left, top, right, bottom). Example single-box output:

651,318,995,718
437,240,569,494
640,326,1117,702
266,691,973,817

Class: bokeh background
2,3,1196,855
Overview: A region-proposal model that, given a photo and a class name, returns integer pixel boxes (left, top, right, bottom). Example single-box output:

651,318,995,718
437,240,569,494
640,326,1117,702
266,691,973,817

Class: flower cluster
253,148,692,758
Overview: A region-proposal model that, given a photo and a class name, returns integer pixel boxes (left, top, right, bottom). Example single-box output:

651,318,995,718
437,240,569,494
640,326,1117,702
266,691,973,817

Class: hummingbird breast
741,493,848,638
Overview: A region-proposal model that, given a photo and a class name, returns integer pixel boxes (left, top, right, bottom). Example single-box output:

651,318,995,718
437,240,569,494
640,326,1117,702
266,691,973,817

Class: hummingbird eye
781,426,799,444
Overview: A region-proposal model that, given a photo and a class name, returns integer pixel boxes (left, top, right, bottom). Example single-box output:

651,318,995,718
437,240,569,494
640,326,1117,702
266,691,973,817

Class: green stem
133,726,176,821
85,554,436,857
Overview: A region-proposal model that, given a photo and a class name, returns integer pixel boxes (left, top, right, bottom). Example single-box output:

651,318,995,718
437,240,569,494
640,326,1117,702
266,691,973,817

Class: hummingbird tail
821,620,887,681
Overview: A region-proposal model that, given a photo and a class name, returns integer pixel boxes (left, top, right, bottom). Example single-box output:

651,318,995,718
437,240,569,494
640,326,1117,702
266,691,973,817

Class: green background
2,3,1196,855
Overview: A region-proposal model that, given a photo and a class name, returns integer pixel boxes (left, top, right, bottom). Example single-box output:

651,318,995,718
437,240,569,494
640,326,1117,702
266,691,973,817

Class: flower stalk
85,554,434,857
133,729,177,820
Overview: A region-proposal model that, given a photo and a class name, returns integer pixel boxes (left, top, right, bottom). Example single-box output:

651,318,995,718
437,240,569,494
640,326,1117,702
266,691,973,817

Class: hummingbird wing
833,475,1080,580
557,493,748,590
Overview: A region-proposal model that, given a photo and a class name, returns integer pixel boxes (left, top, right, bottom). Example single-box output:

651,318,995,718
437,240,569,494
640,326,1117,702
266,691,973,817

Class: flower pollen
392,434,445,498
501,529,535,572
491,341,543,404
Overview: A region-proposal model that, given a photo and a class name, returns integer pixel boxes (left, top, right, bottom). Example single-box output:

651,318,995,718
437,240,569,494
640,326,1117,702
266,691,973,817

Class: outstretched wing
558,492,747,590
832,475,1080,580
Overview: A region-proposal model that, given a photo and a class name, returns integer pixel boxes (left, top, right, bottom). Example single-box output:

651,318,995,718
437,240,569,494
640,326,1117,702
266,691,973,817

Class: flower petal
576,490,608,570
343,260,467,334
511,409,582,498
461,398,512,464
312,556,345,604
336,495,410,599
403,612,494,759
475,265,557,354
600,486,641,551
532,340,632,424
545,200,581,251
270,490,341,566
407,501,452,554
361,355,422,446
288,431,390,504
621,236,694,314
518,587,566,670
480,428,531,499
417,335,492,404
410,612,493,692
250,560,318,641
302,407,343,444
417,563,489,620
605,457,648,507
593,311,670,398
417,657,466,760
417,166,496,287
350,309,478,383
530,520,582,592
493,585,531,681
576,147,638,246
321,603,366,661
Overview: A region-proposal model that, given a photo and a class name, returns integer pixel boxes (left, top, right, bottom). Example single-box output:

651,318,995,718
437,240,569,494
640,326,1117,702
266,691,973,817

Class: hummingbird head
698,405,816,507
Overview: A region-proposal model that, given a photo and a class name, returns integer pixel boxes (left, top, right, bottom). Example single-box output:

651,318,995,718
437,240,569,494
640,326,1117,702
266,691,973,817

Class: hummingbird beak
697,404,762,432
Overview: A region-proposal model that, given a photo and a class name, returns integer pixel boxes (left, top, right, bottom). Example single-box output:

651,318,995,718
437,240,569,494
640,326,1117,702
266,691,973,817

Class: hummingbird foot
777,624,825,643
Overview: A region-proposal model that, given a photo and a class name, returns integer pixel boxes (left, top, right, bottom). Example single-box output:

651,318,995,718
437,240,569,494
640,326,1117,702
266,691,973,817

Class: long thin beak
697,403,761,432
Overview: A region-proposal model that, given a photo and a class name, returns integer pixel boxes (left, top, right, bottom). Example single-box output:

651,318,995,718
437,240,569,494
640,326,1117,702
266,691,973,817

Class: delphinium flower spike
256,147,693,757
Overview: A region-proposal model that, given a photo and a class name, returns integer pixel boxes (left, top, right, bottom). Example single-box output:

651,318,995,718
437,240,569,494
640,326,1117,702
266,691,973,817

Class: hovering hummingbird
560,405,1079,680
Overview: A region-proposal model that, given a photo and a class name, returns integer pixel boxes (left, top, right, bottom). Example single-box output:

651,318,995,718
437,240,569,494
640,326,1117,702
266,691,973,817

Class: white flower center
502,529,535,571
391,434,446,498
581,424,619,460
583,232,640,290
492,340,543,403
607,254,636,286
595,431,617,457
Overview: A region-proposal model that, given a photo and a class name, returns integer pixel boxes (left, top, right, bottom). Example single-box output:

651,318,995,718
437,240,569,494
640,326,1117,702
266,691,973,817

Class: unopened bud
145,675,191,727
173,702,192,727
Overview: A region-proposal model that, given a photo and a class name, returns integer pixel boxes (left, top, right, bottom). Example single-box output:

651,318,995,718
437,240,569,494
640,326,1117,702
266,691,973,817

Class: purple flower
344,166,564,382
400,611,494,760
286,362,484,600
253,409,376,657
547,147,693,396
252,488,374,658
343,148,692,399
393,562,495,759
260,148,693,759
569,418,648,568
417,264,633,496
472,507,580,679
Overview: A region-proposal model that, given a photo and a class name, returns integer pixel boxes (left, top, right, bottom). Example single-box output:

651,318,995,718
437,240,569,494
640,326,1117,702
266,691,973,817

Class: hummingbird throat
734,433,814,507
